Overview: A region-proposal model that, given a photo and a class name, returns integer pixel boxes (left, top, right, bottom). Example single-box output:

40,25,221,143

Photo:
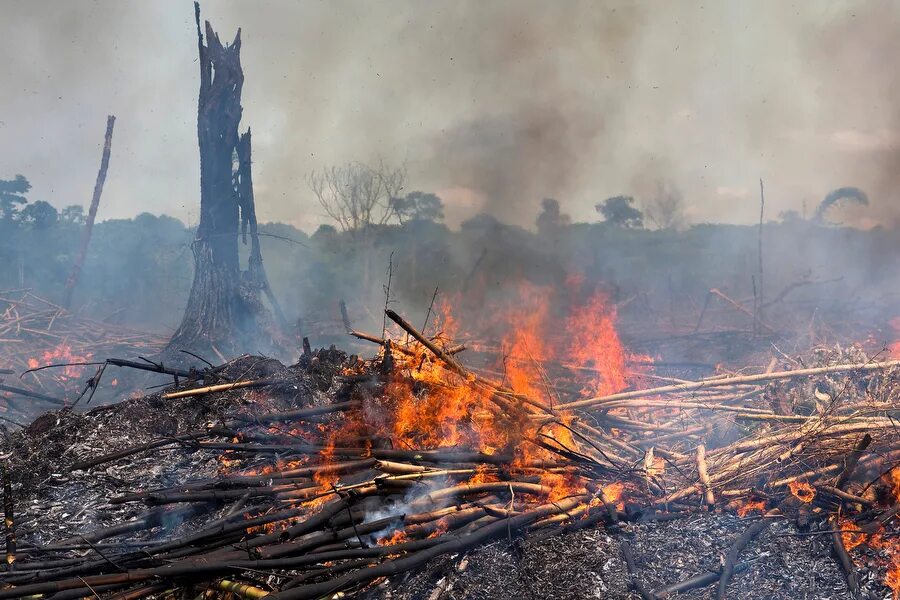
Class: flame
601,482,626,510
788,480,816,503
218,280,638,522
836,469,900,599
736,499,767,517
27,343,93,381
889,317,900,357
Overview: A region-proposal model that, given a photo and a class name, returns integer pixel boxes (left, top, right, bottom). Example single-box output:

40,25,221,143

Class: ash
370,514,859,600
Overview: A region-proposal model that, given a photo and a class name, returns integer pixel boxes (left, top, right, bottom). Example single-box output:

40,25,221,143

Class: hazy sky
1,0,898,230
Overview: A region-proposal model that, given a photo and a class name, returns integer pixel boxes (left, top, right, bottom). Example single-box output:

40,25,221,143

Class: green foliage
596,195,644,228
19,200,58,229
0,174,30,221
390,191,445,223
60,205,86,225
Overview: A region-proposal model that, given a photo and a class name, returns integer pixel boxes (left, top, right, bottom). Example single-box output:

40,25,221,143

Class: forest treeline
2,172,898,345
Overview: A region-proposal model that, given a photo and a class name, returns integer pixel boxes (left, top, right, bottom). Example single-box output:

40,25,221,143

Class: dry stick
559,359,900,411
3,466,14,570
0,383,65,406
830,518,859,599
708,288,774,333
71,401,359,472
696,444,714,507
268,497,584,600
63,115,115,309
653,562,750,599
619,541,655,600
834,433,872,490
385,308,551,414
828,433,871,598
161,378,276,400
69,430,219,472
717,504,786,600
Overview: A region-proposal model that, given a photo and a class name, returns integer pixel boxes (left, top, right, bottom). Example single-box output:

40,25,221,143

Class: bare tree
644,179,686,230
168,3,283,357
307,161,406,233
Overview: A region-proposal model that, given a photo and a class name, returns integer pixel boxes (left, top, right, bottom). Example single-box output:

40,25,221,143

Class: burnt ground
0,351,893,600
369,513,864,600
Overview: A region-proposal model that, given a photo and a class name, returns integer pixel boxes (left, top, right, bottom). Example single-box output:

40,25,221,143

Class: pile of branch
0,309,897,599
0,290,168,418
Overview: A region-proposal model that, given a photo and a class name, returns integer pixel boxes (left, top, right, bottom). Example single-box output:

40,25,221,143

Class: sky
1,0,899,231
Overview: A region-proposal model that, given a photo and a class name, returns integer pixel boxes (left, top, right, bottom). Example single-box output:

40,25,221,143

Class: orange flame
788,480,816,504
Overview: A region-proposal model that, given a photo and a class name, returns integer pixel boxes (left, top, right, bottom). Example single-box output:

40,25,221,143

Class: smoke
2,1,900,229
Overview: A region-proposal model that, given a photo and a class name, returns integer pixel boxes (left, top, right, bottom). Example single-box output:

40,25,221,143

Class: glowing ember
27,343,93,381
736,499,767,517
788,480,816,504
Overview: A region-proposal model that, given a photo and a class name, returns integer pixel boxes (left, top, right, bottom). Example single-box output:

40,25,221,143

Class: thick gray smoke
0,1,898,229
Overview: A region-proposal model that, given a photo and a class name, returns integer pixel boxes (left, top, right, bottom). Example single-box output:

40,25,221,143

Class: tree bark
169,3,278,356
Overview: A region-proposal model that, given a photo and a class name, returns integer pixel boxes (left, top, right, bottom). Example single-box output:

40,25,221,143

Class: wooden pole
63,115,115,309
756,178,765,334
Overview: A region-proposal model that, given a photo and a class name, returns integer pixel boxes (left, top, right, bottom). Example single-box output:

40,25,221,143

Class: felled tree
168,3,282,356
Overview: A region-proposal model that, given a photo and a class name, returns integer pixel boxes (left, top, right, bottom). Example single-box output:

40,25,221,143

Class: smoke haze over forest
2,0,900,230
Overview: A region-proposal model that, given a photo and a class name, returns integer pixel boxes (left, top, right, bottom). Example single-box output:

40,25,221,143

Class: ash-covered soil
0,353,338,545
369,513,863,600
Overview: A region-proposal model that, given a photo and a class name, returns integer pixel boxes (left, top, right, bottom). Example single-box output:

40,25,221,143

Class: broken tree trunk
168,3,280,357
236,129,288,330
62,115,115,309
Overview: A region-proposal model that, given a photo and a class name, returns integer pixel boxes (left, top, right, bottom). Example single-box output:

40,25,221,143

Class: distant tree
536,198,570,236
307,161,407,233
390,191,444,223
778,209,803,225
19,200,58,229
60,205,86,226
644,180,685,229
312,223,338,238
460,213,502,232
0,174,30,221
596,195,644,228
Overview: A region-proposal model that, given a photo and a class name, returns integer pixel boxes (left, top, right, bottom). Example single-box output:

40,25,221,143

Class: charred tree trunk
169,3,280,356
63,115,115,309
236,130,288,330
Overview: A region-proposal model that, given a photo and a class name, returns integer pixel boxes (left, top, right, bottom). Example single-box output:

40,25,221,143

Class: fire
837,468,900,599
788,480,816,503
27,343,93,381
889,317,900,357
213,280,639,526
601,482,625,510
736,499,767,517
839,516,866,551
379,528,408,546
